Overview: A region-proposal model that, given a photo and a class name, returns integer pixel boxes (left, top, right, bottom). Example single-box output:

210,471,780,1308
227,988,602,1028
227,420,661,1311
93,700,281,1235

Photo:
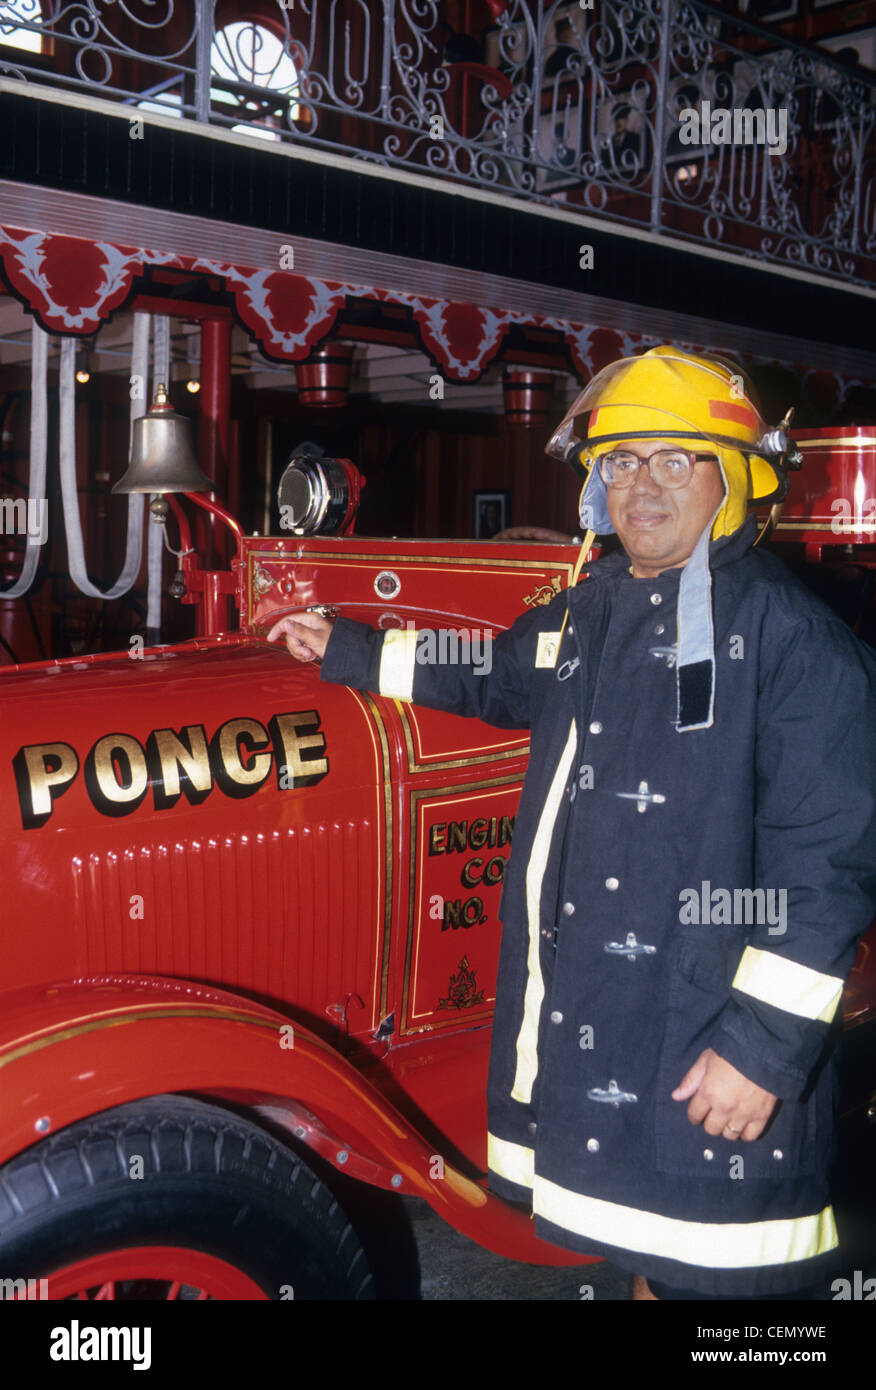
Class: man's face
603,441,726,578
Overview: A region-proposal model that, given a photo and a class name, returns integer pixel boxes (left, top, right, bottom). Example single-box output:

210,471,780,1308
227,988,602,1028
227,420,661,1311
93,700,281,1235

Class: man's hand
672,1048,778,1141
266,611,333,663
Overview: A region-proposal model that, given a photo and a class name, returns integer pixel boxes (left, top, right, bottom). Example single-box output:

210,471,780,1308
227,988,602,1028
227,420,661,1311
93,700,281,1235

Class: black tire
0,1094,374,1300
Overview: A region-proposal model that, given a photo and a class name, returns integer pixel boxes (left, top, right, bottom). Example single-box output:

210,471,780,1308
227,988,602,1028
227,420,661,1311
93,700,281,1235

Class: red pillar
196,317,232,575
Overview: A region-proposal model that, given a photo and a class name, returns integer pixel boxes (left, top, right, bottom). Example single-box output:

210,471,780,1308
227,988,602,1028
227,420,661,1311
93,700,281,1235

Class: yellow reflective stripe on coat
535,1178,837,1269
488,1134,837,1269
511,717,578,1105
488,1132,534,1189
732,946,844,1023
378,628,418,700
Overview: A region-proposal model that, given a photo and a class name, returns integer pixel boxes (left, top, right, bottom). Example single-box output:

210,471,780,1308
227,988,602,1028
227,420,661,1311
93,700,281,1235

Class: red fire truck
1,438,874,1301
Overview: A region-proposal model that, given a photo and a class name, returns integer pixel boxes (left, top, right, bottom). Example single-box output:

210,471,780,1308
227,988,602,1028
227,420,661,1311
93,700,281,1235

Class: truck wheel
0,1095,374,1300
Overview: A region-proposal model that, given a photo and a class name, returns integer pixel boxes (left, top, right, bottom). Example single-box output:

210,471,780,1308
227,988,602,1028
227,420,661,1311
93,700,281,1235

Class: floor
401,1194,631,1301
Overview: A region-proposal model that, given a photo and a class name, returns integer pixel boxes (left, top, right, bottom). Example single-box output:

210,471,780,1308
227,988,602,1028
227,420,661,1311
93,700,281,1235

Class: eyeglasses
595,448,719,490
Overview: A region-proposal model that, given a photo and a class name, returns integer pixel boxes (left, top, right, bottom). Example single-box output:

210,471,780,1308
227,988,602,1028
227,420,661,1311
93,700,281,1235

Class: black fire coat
319,516,876,1295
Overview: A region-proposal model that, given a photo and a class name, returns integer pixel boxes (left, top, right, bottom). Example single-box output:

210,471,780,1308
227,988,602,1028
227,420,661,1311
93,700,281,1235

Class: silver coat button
586,1138,600,1153
650,593,662,606
605,877,619,891
562,901,575,916
703,1149,714,1161
550,1010,563,1024
773,1149,783,1161
589,720,602,734
654,623,665,634
528,1121,537,1135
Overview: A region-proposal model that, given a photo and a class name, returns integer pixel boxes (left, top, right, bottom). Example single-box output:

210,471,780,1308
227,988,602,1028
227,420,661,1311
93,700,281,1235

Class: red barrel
502,370,554,428
296,344,355,407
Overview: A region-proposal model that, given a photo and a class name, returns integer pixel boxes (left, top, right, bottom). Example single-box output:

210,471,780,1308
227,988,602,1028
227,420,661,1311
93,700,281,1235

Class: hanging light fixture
75,338,94,384
185,322,201,394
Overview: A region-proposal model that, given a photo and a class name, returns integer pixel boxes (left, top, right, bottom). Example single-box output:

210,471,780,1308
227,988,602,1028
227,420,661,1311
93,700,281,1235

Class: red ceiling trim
0,226,866,402
0,225,650,383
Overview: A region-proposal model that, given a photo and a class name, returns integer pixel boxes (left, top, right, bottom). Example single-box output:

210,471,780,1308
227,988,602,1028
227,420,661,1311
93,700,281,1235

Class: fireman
268,347,876,1299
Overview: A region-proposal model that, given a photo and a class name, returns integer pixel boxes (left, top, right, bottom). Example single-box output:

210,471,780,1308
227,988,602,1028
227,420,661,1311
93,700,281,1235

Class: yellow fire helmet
545,347,801,732
546,345,799,539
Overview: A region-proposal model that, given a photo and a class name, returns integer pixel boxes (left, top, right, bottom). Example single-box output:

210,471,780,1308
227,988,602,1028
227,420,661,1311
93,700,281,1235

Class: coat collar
582,513,759,587
567,513,759,732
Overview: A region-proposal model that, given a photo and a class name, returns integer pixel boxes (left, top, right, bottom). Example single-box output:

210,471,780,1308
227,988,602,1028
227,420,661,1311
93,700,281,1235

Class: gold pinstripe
0,1005,306,1070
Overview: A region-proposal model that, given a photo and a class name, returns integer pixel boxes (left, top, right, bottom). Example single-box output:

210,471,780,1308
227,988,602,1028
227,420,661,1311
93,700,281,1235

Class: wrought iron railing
1,0,874,286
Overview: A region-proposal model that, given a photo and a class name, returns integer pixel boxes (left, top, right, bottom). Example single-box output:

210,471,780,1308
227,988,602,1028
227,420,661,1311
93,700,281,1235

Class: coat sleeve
712,614,876,1100
318,608,554,730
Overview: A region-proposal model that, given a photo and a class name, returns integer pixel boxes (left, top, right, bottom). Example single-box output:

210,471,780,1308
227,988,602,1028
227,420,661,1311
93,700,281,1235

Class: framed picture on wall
474,490,510,539
597,93,647,177
543,5,586,84
485,5,589,86
484,18,530,83
536,108,584,190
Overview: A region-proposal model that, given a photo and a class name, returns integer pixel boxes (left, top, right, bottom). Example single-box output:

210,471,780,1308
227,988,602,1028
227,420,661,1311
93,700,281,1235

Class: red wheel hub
43,1246,271,1300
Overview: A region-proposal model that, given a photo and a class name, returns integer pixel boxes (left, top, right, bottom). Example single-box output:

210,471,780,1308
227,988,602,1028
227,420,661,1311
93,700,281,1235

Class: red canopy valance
0,225,650,381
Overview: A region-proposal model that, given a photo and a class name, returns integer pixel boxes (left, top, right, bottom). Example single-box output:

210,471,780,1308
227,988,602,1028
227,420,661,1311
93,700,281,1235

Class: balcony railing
1,0,874,287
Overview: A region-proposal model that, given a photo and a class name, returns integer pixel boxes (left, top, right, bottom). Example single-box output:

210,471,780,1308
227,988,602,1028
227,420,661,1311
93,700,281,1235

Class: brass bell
113,384,213,494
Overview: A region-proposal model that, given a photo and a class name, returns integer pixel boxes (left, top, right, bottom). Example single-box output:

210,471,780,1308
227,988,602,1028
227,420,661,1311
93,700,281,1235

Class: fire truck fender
0,977,587,1265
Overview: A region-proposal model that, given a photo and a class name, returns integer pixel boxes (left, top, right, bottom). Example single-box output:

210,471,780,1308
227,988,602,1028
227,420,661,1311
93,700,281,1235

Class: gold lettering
268,711,328,788
13,742,79,829
147,725,212,807
460,856,484,888
468,817,488,849
85,733,149,816
447,821,467,855
214,718,272,789
429,823,447,855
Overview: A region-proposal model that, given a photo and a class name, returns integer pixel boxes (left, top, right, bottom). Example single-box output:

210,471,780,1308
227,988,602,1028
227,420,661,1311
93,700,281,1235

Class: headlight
277,448,364,536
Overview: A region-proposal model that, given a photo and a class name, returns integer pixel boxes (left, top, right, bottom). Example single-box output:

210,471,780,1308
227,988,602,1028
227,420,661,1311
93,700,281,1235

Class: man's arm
672,612,876,1138
709,614,876,1102
267,607,548,730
